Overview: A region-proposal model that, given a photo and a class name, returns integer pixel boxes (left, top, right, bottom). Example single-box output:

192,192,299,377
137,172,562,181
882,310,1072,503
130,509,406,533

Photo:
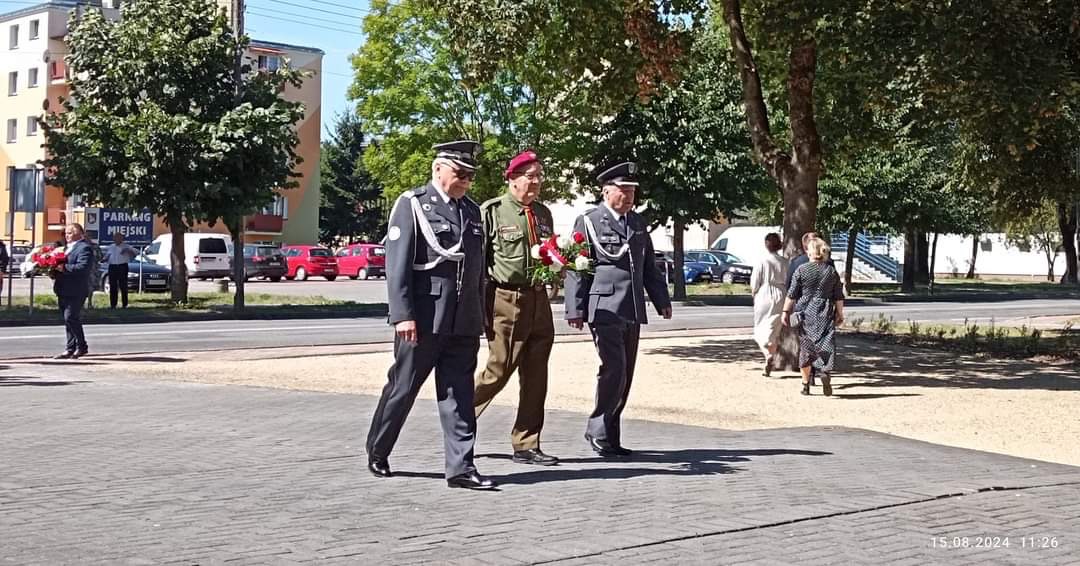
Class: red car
282,245,339,281
335,243,386,280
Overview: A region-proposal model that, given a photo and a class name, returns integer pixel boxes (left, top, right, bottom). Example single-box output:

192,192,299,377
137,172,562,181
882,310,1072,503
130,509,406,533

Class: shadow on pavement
482,448,830,485
0,376,90,387
648,338,1080,392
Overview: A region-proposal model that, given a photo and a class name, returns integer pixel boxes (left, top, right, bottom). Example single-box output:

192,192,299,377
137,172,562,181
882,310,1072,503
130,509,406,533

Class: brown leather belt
493,281,546,292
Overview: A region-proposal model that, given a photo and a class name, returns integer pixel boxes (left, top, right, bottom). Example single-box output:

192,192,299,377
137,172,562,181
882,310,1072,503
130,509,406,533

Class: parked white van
144,233,233,279
710,225,782,268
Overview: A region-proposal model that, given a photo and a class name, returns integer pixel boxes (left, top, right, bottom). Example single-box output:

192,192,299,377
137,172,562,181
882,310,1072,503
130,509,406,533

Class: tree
319,113,385,245
582,23,769,300
349,0,594,205
1005,200,1064,282
43,0,304,303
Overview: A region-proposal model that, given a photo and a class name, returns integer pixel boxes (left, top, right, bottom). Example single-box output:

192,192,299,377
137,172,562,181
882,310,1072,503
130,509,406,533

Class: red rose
540,255,553,266
573,232,586,244
579,249,589,257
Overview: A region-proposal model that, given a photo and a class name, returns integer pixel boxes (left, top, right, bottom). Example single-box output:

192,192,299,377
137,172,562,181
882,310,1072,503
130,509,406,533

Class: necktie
524,206,539,245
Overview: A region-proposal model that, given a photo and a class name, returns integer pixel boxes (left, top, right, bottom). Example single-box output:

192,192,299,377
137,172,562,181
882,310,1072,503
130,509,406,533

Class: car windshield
723,253,742,263
309,248,331,257
257,247,280,256
13,246,31,254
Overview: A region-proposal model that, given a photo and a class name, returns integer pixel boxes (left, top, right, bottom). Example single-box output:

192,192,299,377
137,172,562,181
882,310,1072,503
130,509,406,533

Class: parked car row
651,249,754,285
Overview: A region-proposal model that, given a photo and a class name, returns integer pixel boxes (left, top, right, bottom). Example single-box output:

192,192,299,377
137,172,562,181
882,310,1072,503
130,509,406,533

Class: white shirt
430,178,452,204
105,243,136,265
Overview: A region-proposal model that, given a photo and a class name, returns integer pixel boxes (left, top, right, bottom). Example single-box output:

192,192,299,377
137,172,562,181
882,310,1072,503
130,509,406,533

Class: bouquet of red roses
30,245,67,278
529,231,593,285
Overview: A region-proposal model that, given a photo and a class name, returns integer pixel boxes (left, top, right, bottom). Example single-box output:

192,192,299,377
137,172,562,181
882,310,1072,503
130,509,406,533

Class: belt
493,281,546,292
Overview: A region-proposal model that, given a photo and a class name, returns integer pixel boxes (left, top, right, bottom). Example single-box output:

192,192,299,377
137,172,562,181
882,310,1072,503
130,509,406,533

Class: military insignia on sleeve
388,226,402,241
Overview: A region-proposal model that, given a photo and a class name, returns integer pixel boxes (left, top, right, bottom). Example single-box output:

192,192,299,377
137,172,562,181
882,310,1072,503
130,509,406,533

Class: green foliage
319,113,386,245
350,0,594,204
579,23,769,228
1004,199,1064,280
42,0,305,302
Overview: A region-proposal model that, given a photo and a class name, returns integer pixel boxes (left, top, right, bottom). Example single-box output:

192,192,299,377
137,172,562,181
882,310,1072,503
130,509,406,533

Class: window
260,194,288,219
26,116,38,136
715,238,728,251
197,238,228,254
145,242,161,256
29,20,39,40
6,119,16,142
8,24,18,49
257,55,281,72
8,71,17,95
28,67,38,88
309,248,331,257
24,211,33,230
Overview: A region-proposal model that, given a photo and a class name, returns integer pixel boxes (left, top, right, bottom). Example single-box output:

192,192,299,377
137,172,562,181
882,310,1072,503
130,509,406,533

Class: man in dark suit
563,162,672,456
365,140,496,490
53,223,94,359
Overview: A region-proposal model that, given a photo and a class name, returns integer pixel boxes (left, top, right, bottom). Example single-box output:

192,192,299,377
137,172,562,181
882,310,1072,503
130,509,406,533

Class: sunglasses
453,169,476,181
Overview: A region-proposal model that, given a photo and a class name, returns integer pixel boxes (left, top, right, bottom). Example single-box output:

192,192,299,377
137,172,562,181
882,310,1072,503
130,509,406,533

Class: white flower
574,256,591,271
530,244,541,259
556,235,571,248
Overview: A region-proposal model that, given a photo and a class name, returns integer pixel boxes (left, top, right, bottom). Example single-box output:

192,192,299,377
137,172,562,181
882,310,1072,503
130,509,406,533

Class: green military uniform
475,192,555,453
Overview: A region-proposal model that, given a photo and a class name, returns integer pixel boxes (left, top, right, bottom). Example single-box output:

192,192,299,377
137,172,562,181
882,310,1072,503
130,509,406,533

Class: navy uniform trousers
366,333,480,479
587,321,640,447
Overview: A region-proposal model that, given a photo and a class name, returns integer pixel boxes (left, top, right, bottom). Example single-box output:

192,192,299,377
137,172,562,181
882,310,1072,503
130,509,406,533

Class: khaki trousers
475,286,554,451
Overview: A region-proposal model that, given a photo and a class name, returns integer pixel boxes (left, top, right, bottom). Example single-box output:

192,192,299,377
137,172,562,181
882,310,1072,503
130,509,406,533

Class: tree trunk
1058,201,1078,284
915,230,930,285
672,219,686,301
168,219,188,304
965,233,979,279
230,217,245,311
902,227,917,293
844,227,857,294
929,232,939,295
724,0,822,372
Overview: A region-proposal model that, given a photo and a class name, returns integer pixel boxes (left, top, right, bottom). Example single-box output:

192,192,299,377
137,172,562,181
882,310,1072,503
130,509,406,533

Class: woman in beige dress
750,233,788,376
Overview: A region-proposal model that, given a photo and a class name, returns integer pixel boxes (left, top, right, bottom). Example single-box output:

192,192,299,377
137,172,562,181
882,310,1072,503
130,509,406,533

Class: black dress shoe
72,349,89,359
53,351,75,360
609,445,633,456
586,434,626,457
447,471,497,490
367,458,392,478
512,448,559,466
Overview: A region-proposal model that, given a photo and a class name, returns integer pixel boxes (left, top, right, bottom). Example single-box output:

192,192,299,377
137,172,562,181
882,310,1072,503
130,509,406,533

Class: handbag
789,311,803,328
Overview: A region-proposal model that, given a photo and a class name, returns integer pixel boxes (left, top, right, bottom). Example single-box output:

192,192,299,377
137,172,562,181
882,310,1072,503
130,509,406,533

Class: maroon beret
505,150,541,180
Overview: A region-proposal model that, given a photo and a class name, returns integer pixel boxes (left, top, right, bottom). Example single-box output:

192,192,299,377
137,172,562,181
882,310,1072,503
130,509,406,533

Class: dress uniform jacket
563,206,670,325
563,205,671,447
367,183,485,479
386,184,485,337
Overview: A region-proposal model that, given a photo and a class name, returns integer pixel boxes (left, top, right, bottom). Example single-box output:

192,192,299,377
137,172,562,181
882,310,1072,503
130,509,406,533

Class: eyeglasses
453,169,476,181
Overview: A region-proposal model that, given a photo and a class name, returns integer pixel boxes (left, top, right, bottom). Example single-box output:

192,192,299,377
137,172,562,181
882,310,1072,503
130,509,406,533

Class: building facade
1,0,322,249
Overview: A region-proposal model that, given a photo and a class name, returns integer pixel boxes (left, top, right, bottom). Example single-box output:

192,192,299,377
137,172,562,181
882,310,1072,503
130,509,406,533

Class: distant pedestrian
53,224,94,359
750,233,788,377
785,231,834,290
104,232,137,308
0,240,8,304
782,238,845,396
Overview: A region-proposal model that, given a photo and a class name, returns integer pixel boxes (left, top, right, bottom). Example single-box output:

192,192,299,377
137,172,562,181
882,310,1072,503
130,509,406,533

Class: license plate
146,280,165,286
267,261,281,266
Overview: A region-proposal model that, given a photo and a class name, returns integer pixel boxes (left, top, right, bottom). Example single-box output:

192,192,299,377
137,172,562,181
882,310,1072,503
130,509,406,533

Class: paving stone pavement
2,367,1079,565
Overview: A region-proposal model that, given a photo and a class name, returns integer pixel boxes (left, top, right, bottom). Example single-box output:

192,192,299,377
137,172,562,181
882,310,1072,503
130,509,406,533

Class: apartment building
1,0,323,248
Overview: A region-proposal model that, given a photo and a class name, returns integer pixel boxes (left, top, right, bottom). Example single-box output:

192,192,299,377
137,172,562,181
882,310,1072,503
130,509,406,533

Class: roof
1,3,324,57
250,39,324,56
0,1,89,24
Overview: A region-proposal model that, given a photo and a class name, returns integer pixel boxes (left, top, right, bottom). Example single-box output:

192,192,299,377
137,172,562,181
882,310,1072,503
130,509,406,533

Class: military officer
366,140,497,490
474,150,559,466
563,162,672,457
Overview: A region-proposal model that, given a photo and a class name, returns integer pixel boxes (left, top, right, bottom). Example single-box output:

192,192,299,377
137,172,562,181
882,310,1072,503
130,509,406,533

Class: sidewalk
2,364,1078,564
55,334,1080,467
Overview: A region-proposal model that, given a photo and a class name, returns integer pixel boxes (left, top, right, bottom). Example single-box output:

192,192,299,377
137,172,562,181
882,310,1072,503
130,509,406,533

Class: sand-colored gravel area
66,333,1080,466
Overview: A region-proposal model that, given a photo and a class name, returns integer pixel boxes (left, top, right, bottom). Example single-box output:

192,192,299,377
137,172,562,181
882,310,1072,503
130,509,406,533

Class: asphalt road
2,299,1079,358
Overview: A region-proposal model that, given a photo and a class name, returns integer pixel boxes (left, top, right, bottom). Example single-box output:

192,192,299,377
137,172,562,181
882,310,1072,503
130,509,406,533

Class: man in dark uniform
474,150,558,466
53,223,94,359
366,140,496,490
563,162,672,457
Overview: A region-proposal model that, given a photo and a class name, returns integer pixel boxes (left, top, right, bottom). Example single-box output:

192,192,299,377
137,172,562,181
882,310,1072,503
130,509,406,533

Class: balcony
47,208,68,229
49,60,67,83
246,214,283,234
